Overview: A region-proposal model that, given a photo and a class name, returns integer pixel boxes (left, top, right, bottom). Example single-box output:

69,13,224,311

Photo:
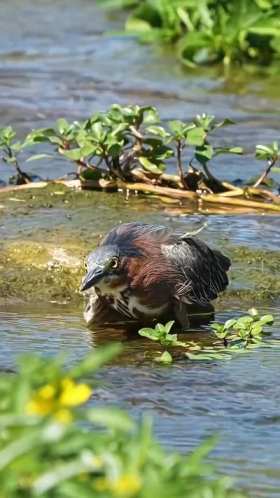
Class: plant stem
253,156,278,188
176,139,185,186
7,147,32,184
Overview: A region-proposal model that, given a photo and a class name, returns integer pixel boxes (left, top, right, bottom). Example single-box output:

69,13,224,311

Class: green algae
0,185,279,306
0,237,279,307
0,239,85,304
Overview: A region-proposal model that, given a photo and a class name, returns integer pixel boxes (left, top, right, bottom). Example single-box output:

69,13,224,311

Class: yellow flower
112,474,141,496
25,377,92,423
94,474,141,496
38,384,56,400
55,408,73,424
59,378,92,407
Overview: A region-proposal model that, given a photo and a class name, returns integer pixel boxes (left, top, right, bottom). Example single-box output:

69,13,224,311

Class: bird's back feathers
100,222,230,306
162,236,230,306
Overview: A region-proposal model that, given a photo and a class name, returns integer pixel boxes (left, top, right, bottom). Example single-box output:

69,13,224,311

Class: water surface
1,1,280,496
0,303,279,498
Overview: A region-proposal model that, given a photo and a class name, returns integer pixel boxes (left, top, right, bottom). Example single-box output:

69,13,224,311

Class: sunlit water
0,210,280,498
1,1,280,496
0,304,280,497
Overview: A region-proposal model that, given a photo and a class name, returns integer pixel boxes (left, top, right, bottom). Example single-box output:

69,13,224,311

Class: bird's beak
80,266,106,292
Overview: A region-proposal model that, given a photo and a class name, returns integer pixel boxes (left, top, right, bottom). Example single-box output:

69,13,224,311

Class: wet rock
0,240,86,305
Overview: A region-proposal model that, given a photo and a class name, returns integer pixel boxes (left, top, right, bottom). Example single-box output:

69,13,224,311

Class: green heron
81,222,230,329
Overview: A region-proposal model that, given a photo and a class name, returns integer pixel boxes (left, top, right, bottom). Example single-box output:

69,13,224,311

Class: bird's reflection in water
87,308,215,365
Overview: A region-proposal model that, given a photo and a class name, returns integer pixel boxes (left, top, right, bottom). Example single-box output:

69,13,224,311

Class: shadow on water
1,1,280,496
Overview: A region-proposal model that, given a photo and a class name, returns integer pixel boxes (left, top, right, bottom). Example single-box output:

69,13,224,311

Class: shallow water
0,304,280,497
1,1,280,496
1,209,280,497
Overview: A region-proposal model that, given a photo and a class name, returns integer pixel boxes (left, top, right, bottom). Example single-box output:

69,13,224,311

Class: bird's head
80,245,123,292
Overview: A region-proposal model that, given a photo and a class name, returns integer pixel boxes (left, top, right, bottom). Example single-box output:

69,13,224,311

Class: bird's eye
110,257,119,269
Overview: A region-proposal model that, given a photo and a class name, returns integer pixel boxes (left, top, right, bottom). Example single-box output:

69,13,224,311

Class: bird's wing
161,237,231,306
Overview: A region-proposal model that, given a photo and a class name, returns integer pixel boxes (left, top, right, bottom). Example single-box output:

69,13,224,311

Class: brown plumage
81,222,231,329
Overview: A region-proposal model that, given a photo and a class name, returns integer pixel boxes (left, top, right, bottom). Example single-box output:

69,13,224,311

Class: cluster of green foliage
1,104,279,190
139,309,275,363
0,105,242,186
0,344,246,497
98,0,280,70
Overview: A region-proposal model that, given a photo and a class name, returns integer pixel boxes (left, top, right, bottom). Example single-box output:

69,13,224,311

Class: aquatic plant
139,309,275,363
0,126,32,184
98,0,280,70
0,344,245,497
0,104,279,212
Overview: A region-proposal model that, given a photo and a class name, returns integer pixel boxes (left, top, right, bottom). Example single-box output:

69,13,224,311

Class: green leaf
195,144,214,164
107,140,124,158
236,316,254,327
138,156,163,174
259,314,274,325
165,321,175,334
186,127,206,146
215,118,235,128
60,149,82,161
56,118,70,135
224,319,237,330
80,143,97,158
125,16,153,33
91,122,105,142
168,120,187,138
138,328,159,341
251,323,263,336
256,143,278,160
155,351,173,364
155,323,166,333
142,106,159,124
0,126,16,145
210,323,224,333
214,146,243,156
146,125,170,139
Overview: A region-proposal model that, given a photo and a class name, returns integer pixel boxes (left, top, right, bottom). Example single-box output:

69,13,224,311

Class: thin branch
176,139,185,186
6,147,32,184
129,125,144,140
253,156,278,188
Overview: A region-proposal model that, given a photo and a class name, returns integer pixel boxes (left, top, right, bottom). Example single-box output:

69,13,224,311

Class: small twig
131,169,156,184
176,139,185,186
129,125,144,141
116,180,198,201
4,147,32,184
253,156,278,188
180,221,208,238
247,187,280,204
